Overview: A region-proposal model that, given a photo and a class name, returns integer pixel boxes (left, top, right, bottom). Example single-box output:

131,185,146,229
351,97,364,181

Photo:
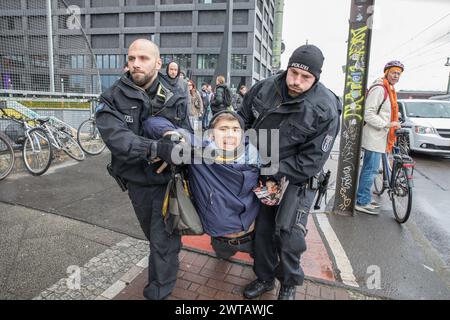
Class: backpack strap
367,84,388,115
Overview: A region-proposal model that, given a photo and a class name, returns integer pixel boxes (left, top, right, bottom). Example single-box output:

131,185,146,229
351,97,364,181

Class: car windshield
404,101,450,119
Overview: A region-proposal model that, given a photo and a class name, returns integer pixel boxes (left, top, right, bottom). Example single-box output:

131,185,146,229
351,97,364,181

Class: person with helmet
355,60,404,215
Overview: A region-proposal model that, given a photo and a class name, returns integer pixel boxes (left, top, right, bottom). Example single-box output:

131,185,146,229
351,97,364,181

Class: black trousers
253,187,316,286
127,183,181,300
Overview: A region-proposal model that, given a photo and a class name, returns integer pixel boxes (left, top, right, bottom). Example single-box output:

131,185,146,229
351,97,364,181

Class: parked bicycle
0,130,15,180
38,117,85,162
0,109,52,176
373,129,415,223
77,99,106,156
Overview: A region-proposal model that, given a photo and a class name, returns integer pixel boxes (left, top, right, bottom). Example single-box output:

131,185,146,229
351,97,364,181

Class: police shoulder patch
321,134,334,152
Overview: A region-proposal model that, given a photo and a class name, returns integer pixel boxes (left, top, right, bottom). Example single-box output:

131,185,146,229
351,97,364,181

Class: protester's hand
156,162,168,174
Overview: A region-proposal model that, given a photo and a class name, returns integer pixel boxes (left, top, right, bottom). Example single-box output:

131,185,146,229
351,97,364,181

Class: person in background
166,61,180,83
187,80,204,129
201,82,213,129
355,60,404,215
210,75,232,116
232,84,247,111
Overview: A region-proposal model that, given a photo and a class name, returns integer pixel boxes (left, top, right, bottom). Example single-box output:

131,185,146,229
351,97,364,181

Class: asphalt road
325,152,450,300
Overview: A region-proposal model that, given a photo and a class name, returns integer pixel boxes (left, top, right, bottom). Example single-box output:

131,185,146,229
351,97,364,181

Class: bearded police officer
238,44,342,300
96,39,190,300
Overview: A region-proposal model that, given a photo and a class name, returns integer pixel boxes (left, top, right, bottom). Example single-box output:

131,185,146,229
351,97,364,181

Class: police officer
238,44,341,300
96,39,190,300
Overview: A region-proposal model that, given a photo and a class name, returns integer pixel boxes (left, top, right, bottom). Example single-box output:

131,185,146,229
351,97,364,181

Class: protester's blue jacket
143,116,260,237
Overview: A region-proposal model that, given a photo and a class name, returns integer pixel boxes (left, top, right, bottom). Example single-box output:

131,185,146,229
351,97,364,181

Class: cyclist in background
355,60,404,215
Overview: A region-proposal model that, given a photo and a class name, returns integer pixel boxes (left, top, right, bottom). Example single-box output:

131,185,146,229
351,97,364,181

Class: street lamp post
445,57,450,94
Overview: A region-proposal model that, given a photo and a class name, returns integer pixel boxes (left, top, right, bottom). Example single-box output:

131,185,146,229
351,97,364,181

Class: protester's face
286,67,315,97
202,84,207,91
167,63,179,79
208,85,212,93
386,68,402,85
240,86,247,95
128,42,161,88
179,73,185,80
212,119,243,151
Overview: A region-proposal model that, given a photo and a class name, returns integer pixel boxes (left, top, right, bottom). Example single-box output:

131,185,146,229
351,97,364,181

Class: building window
197,54,218,70
125,13,155,27
125,0,155,5
96,54,120,69
255,38,261,54
261,47,267,62
233,10,248,25
59,55,86,69
94,74,120,92
161,12,192,26
69,75,85,92
254,58,260,74
161,0,193,4
91,0,119,7
160,54,191,71
256,16,262,34
231,54,247,70
257,0,263,13
199,0,226,3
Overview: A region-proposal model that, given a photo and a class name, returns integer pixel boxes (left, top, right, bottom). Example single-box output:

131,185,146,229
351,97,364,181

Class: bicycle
0,130,15,180
0,109,53,176
373,129,415,223
38,118,85,162
77,100,106,156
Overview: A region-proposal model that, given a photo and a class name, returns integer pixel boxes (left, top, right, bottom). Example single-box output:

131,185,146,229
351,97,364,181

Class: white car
398,99,450,155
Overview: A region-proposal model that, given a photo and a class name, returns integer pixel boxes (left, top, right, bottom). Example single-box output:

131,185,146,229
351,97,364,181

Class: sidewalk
110,249,356,301
95,139,380,301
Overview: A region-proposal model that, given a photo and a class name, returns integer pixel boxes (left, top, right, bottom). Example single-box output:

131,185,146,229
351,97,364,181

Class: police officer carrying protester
96,39,190,300
238,45,341,300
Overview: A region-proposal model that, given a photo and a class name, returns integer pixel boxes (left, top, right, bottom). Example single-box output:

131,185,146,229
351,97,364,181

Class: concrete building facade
0,0,278,94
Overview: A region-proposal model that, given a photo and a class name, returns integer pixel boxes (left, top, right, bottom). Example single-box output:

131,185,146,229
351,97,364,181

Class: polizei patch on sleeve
321,134,334,152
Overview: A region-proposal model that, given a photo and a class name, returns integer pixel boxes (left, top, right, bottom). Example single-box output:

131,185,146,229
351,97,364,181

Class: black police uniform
238,71,342,287
96,72,190,300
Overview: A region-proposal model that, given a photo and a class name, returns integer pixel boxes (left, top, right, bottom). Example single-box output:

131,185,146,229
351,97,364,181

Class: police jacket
96,72,190,186
238,71,342,186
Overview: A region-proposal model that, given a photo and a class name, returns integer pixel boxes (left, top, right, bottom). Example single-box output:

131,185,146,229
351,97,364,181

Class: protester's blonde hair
216,75,225,85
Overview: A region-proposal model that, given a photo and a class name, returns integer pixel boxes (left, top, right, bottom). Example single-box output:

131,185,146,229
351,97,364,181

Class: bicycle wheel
0,132,15,180
77,119,106,155
373,163,384,195
56,130,85,161
22,127,52,176
391,166,412,223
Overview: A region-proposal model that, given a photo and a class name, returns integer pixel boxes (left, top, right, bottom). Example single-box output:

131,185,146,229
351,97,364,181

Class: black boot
277,285,296,300
243,279,275,299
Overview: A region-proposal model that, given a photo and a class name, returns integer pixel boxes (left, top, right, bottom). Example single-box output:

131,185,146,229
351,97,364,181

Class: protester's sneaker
355,204,379,215
370,201,381,208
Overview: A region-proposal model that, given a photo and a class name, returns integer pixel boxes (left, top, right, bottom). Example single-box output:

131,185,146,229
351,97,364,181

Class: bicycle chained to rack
373,128,415,223
76,98,106,156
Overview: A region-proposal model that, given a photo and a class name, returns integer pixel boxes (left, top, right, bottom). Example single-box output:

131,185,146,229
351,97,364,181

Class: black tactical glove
148,134,181,165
